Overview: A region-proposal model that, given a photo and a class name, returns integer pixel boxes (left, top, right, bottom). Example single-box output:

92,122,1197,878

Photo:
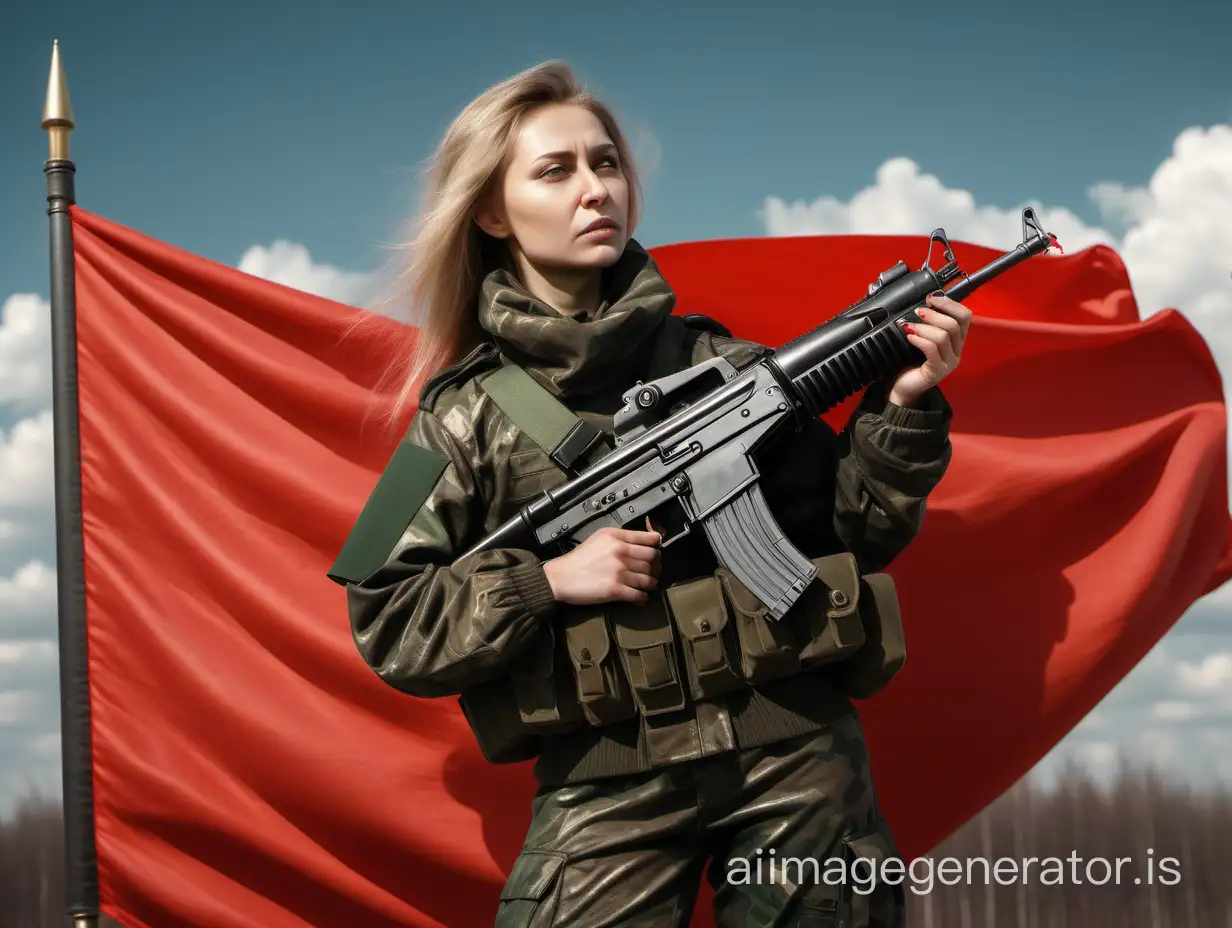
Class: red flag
68,205,1232,928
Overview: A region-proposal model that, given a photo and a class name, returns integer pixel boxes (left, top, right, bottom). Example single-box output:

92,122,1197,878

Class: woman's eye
539,157,618,180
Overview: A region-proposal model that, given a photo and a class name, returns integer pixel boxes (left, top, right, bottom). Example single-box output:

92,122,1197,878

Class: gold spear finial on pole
42,39,75,162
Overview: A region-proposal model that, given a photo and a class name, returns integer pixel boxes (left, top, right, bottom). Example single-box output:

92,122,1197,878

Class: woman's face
479,103,631,273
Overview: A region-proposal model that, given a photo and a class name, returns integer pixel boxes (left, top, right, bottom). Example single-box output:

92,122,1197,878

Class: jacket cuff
508,560,558,622
853,380,952,465
877,387,949,430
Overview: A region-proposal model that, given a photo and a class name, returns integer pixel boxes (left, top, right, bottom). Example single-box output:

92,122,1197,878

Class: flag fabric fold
67,206,1232,928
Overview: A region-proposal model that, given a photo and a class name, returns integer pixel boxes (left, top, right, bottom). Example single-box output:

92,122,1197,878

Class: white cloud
0,561,55,645
759,124,1232,352
237,240,380,308
0,295,52,412
1150,700,1202,722
1087,181,1155,233
1110,126,1232,327
761,156,1116,257
0,641,56,666
0,560,55,612
0,412,53,511
1176,651,1232,699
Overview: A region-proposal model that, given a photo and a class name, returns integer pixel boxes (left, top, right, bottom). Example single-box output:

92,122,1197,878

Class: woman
342,60,967,927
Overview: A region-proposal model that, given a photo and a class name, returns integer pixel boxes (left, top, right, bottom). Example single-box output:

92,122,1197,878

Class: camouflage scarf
476,239,676,400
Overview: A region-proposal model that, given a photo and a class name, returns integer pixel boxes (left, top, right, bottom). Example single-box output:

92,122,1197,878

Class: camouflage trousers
495,715,906,927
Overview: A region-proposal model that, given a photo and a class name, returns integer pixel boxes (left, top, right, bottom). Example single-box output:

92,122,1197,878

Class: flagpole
43,39,100,928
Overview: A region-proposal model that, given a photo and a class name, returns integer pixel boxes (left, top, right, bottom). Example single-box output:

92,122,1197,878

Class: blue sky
4,0,1229,291
1,0,1231,812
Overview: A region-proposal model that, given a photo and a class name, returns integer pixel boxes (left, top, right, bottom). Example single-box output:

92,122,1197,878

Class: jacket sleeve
831,377,953,573
345,407,558,699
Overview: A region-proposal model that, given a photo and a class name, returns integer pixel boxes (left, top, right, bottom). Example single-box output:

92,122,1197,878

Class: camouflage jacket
343,240,953,785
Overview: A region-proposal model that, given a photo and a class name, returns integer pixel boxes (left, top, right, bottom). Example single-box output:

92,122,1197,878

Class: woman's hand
889,291,972,408
542,525,662,606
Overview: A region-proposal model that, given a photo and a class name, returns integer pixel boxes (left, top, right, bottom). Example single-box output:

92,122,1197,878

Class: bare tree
900,756,1232,926
0,788,63,928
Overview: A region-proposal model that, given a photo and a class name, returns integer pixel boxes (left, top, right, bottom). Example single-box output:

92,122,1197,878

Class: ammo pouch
830,571,907,699
457,622,594,765
457,555,906,763
507,623,586,734
517,591,699,729
458,554,906,763
610,594,688,717
664,574,746,701
561,604,638,727
715,552,907,699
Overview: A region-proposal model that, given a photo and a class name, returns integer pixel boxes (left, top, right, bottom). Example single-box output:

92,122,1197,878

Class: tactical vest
337,315,907,766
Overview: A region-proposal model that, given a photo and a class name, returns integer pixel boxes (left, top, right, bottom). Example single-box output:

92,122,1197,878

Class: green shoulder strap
478,363,609,476
326,433,450,587
478,315,700,476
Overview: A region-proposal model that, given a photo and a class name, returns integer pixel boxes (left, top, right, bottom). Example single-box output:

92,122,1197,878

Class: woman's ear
473,196,510,239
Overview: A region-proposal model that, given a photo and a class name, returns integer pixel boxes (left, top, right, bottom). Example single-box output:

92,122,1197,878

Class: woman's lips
581,226,617,240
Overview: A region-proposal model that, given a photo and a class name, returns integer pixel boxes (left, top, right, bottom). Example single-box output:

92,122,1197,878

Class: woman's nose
580,175,608,208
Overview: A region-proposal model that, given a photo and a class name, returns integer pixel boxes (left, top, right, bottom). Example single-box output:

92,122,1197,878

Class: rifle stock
461,208,1059,620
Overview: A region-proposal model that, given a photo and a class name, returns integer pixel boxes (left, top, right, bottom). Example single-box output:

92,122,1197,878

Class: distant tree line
2,758,1229,926
900,758,1230,926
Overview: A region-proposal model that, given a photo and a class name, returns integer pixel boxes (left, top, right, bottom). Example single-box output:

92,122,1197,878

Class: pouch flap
842,817,905,871
499,850,566,901
811,552,860,618
562,607,611,666
612,597,675,651
665,575,729,640
611,596,679,693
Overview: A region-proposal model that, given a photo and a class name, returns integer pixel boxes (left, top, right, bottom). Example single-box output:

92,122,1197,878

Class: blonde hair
356,60,644,437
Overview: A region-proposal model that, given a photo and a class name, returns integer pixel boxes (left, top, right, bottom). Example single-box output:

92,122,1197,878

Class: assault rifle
461,208,1060,620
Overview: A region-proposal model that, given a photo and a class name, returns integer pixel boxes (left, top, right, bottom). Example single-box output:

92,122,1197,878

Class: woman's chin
572,236,627,264
526,237,629,273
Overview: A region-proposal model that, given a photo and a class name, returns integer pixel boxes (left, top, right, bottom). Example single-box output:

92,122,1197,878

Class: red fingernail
902,324,917,335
